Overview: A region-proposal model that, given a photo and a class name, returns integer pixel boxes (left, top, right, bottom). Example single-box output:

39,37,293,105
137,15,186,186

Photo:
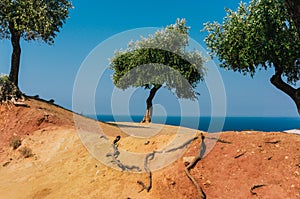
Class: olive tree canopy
204,0,300,114
110,19,206,123
0,0,72,97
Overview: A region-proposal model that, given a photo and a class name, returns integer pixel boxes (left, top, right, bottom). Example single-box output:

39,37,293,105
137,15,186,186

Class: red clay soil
155,132,300,198
0,99,299,198
0,98,74,150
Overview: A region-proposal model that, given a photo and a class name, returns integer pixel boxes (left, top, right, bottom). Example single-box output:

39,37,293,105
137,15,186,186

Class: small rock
294,171,299,176
203,180,211,185
285,156,289,160
144,140,150,145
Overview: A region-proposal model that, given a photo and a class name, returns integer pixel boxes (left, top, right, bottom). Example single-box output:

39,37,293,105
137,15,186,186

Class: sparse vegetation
0,76,23,102
0,74,9,85
19,147,33,158
9,136,22,150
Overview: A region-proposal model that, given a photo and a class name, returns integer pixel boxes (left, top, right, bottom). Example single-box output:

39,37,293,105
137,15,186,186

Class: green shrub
19,147,33,158
0,74,9,85
9,136,22,150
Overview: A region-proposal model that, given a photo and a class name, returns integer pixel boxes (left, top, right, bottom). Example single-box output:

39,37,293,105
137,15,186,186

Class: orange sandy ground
0,99,299,199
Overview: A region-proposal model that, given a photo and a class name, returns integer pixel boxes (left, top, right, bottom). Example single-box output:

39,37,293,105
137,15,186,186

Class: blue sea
94,115,300,132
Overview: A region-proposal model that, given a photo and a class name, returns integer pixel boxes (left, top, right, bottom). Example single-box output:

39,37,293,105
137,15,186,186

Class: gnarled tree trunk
270,69,300,114
282,1,300,114
0,24,24,103
141,85,162,123
9,23,21,89
285,0,300,39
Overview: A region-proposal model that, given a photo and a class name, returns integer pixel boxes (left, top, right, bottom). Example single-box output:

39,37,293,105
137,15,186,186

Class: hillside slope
0,99,299,198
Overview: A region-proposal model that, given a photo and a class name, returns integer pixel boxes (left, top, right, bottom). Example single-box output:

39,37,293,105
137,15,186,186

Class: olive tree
0,0,72,94
204,0,300,114
110,19,205,123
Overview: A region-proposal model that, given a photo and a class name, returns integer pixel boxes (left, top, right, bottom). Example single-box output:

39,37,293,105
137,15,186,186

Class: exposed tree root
250,184,265,195
106,137,142,172
137,180,148,193
206,137,232,144
184,134,206,199
138,136,199,193
138,152,154,192
234,152,246,159
265,140,281,144
105,132,207,196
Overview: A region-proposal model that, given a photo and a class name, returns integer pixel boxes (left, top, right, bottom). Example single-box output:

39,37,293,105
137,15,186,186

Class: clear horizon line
83,114,299,118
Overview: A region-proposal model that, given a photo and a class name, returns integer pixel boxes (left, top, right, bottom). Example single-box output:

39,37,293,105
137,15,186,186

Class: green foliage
110,19,206,100
204,0,300,84
0,74,9,85
0,0,73,44
0,73,22,102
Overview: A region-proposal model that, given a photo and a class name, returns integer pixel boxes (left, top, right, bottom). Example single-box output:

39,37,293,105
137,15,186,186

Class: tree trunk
270,69,300,114
285,0,300,39
9,24,21,89
141,85,162,123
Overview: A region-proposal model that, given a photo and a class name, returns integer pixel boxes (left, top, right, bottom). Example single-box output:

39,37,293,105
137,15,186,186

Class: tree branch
270,68,300,114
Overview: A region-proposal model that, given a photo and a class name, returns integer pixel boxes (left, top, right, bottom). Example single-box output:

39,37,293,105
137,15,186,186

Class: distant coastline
87,115,300,132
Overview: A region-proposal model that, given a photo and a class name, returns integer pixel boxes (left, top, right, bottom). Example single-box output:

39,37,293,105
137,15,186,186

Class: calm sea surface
94,115,300,132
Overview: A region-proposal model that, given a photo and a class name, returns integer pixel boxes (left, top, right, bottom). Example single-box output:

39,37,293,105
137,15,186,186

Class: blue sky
0,0,299,117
